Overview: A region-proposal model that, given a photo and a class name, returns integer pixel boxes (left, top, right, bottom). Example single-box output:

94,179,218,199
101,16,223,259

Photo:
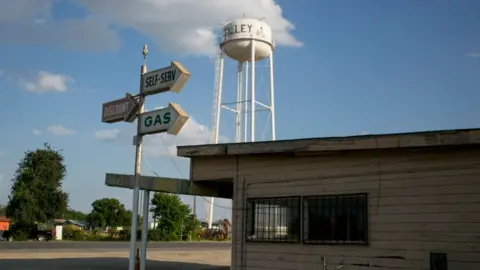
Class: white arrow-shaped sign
138,103,189,136
141,61,190,96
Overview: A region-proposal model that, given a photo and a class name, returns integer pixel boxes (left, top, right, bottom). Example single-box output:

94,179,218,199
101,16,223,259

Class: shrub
85,233,103,241
189,231,197,241
148,229,173,241
72,230,85,241
62,225,82,240
12,230,29,241
117,229,142,241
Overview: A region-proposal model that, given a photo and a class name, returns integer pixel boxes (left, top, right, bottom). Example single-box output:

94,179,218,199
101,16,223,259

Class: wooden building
177,128,480,270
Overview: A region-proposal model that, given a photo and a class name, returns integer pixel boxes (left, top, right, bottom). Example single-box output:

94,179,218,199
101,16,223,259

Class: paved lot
0,242,231,270
0,241,230,250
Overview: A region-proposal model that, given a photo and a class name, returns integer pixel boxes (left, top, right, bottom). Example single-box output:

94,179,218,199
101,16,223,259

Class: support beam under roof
105,173,232,199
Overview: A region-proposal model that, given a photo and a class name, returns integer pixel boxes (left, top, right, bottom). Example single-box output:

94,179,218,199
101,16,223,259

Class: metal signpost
100,45,191,270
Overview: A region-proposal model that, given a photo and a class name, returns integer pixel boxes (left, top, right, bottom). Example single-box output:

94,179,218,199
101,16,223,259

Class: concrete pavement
0,240,231,250
0,259,228,270
0,241,231,270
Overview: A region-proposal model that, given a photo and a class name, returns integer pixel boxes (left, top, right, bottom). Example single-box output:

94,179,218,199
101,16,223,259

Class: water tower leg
244,62,249,142
214,51,225,144
269,53,276,141
250,40,256,142
236,61,243,142
140,191,150,270
208,51,224,229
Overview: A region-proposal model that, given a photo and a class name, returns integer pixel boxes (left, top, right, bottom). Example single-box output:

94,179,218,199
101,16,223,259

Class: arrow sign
102,96,139,124
124,93,141,122
141,61,190,95
138,103,189,136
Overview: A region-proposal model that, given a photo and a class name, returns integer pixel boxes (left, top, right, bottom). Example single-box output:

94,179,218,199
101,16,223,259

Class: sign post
129,64,146,270
100,45,191,270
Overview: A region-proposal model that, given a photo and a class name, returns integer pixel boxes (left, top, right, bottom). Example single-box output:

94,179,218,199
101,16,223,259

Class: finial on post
142,44,148,63
141,44,148,73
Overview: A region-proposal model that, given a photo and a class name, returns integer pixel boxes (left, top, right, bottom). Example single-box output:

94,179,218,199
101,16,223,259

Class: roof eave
177,128,480,158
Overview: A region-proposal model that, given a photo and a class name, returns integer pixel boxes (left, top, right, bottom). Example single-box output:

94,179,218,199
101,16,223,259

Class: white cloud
34,18,46,25
95,128,120,141
467,52,480,59
46,125,76,136
33,129,43,135
0,0,301,57
103,116,228,157
142,117,228,157
0,0,52,24
19,71,73,93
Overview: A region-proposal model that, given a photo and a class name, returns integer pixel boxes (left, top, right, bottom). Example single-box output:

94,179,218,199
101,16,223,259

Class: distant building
55,219,89,230
0,216,9,231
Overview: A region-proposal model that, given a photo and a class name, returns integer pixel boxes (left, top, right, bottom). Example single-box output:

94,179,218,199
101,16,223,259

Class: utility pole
128,45,148,270
139,45,150,270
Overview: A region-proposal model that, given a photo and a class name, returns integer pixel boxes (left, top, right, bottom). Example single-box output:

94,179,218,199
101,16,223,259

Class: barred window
303,193,368,245
246,197,300,243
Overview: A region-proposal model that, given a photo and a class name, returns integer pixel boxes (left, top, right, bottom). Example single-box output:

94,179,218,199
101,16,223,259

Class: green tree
150,193,193,239
87,198,131,228
0,204,5,216
125,209,142,227
6,143,69,233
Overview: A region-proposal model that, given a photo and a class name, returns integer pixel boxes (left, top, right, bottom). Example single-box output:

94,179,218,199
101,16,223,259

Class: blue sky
0,0,479,220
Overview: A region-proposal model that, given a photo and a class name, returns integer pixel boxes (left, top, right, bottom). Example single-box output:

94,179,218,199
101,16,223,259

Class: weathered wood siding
225,148,480,270
191,156,236,181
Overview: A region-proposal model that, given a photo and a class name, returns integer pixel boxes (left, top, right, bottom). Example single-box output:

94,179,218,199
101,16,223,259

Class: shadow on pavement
0,257,230,270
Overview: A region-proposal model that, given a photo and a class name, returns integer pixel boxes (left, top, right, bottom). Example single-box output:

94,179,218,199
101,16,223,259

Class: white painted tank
220,18,275,62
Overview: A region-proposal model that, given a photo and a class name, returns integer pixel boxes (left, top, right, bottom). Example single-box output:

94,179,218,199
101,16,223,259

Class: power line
142,134,234,211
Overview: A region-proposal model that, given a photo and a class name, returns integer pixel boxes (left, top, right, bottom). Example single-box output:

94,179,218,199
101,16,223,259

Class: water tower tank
220,18,275,62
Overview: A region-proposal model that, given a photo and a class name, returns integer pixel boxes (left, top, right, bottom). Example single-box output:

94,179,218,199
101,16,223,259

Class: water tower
205,17,277,228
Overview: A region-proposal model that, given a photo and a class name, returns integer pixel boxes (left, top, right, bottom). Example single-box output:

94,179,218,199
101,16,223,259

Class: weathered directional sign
102,95,140,123
141,61,190,95
124,93,140,123
138,103,189,136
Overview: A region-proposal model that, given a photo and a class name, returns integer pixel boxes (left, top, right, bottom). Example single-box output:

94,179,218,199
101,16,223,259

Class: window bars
245,194,368,245
246,197,301,243
303,193,368,245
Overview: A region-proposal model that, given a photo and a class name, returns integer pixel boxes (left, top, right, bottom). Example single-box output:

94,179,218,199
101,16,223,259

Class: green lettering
144,116,152,127
163,112,171,124
154,114,163,125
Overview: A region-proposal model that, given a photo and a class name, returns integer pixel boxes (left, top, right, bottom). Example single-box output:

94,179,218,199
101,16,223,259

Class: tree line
2,143,202,241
